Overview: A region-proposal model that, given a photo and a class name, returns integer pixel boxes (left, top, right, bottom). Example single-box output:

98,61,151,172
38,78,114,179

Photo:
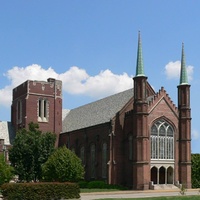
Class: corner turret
177,43,191,188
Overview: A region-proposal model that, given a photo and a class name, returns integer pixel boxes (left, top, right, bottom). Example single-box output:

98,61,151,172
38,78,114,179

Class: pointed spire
179,43,189,85
135,31,145,77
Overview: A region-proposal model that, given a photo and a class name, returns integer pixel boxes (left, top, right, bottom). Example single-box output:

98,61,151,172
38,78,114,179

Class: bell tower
132,32,150,190
12,78,62,147
177,43,191,188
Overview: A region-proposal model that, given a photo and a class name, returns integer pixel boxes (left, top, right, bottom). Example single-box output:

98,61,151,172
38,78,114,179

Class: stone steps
153,184,179,190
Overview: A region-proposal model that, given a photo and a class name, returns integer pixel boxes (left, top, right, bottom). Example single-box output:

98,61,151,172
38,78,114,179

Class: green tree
0,154,14,185
42,146,84,182
9,122,56,182
191,153,200,188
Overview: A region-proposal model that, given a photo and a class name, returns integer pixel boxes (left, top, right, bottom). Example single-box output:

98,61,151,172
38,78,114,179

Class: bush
78,180,88,188
78,180,127,190
42,146,84,182
1,182,80,200
87,181,107,189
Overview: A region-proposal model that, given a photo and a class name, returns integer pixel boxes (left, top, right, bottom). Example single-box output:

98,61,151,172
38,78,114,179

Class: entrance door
159,167,165,184
167,167,173,184
151,167,157,184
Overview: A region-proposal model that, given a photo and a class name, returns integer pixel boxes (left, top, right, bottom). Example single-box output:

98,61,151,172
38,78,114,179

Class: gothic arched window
38,98,49,122
90,144,96,178
80,146,85,165
102,143,107,178
16,100,22,124
128,135,133,160
151,120,174,160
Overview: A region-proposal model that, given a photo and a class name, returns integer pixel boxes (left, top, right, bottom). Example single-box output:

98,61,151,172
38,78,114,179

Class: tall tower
132,32,150,190
11,78,62,147
177,44,191,188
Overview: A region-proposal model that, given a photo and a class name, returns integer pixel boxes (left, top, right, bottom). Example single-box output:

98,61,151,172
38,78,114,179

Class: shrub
78,180,88,188
1,182,80,200
78,180,127,190
42,146,84,182
87,181,107,189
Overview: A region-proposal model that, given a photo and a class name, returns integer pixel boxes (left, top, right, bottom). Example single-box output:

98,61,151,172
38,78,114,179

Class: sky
0,1,200,152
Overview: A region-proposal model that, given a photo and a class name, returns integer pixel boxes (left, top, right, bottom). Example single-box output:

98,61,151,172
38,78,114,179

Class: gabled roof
62,89,133,133
148,87,178,117
0,121,15,145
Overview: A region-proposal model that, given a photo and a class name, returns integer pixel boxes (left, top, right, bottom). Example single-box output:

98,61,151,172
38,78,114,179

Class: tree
191,153,200,188
0,154,14,185
9,122,56,182
42,146,84,182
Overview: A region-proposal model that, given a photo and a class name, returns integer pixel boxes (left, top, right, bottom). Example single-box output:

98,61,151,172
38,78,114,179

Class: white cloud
192,129,200,140
0,86,13,108
5,64,58,86
164,61,193,81
61,68,133,98
0,64,133,107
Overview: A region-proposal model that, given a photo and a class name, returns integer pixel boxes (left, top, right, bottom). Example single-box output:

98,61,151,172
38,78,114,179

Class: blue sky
0,1,200,152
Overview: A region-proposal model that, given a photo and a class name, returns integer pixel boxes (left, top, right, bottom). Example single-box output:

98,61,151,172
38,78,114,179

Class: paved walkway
81,189,200,200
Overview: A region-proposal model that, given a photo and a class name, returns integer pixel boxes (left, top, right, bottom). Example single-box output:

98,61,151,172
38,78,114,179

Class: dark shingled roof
62,88,133,133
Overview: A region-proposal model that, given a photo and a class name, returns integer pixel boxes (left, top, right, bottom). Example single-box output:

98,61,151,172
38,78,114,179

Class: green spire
180,43,189,85
135,31,145,77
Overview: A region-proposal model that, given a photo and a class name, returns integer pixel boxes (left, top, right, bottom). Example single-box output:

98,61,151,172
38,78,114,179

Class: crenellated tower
177,43,192,188
11,78,62,147
132,32,150,190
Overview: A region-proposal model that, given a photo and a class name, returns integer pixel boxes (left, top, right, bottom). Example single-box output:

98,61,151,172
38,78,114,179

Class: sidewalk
80,189,200,200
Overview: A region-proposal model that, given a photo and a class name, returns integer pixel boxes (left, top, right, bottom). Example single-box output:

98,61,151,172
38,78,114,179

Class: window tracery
151,120,174,160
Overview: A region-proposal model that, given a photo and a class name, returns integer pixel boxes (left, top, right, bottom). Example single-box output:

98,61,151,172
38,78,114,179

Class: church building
8,33,191,190
60,33,191,189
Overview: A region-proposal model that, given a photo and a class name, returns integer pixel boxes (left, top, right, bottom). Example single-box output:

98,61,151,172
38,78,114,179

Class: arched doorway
151,167,158,184
167,166,173,184
159,167,165,184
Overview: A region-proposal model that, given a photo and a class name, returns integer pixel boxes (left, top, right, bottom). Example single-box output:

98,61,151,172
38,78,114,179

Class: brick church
4,33,191,189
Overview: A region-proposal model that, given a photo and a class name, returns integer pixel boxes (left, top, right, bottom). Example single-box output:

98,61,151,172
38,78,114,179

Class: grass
80,188,120,193
99,196,200,200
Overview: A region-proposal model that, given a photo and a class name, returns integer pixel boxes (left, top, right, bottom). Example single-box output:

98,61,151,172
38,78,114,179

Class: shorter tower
132,32,150,190
177,44,192,188
11,78,62,146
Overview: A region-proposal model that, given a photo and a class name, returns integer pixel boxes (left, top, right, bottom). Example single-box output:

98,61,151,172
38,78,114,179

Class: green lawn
80,188,120,193
98,196,200,200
